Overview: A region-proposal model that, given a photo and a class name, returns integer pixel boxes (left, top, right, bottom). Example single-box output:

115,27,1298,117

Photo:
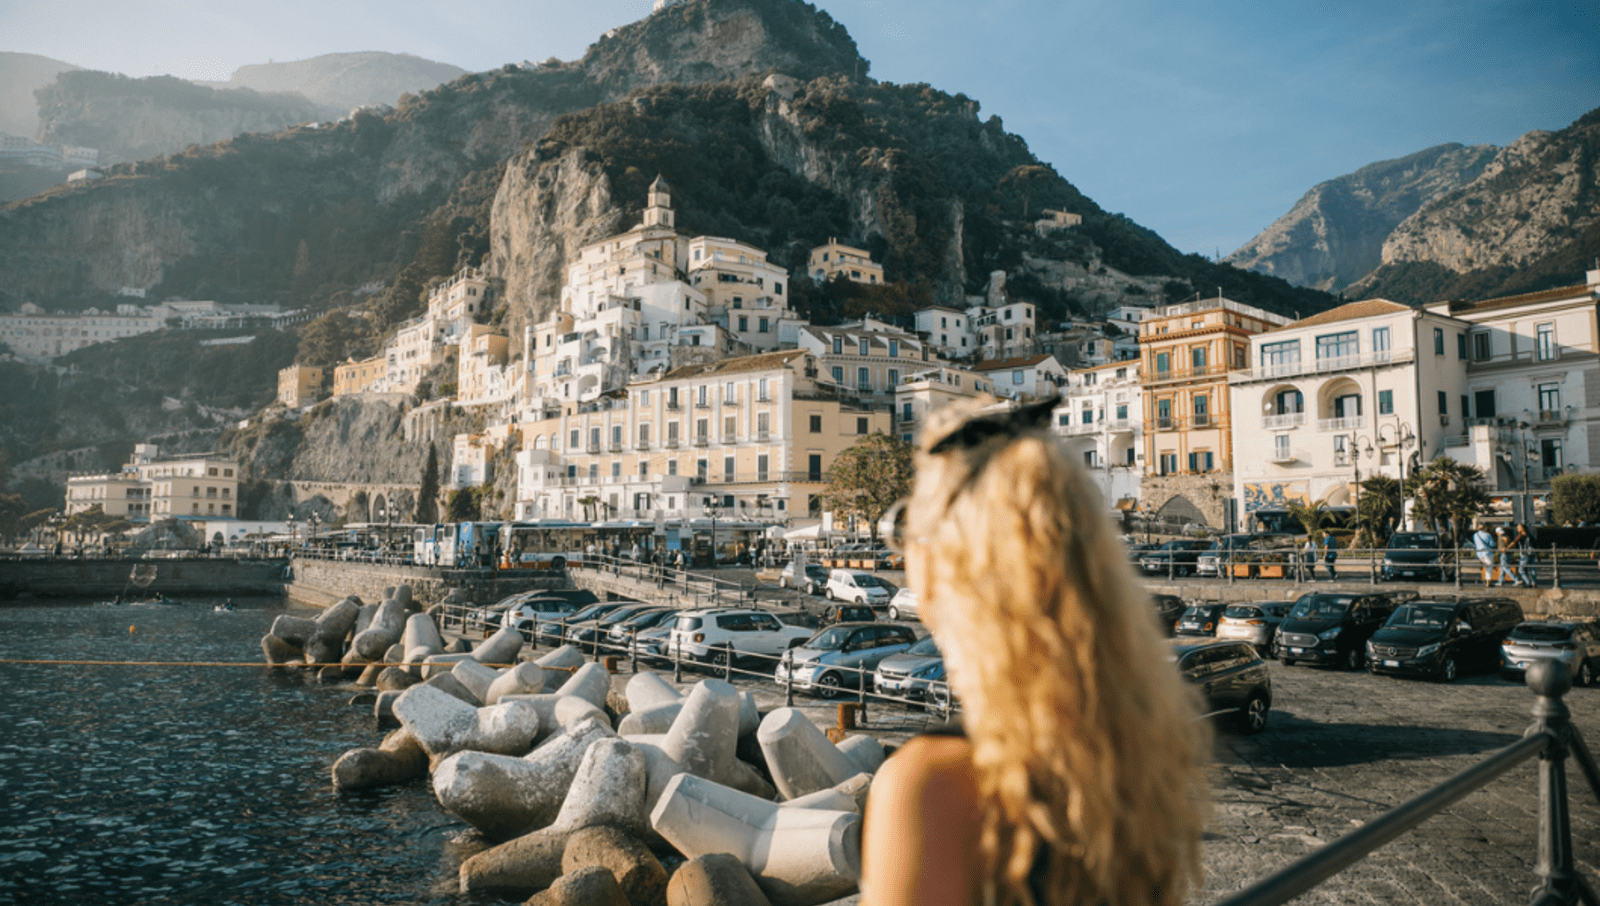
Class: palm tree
1287,499,1330,541
577,495,601,522
1404,457,1489,541
1357,475,1402,546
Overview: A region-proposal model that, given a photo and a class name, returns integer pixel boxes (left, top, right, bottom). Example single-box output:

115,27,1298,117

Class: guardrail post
630,631,639,674
857,666,867,725
1551,544,1561,590
1168,551,1175,583
1455,548,1463,590
1369,546,1376,586
1527,661,1584,906
723,642,734,682
1227,548,1235,585
783,649,794,707
673,635,682,683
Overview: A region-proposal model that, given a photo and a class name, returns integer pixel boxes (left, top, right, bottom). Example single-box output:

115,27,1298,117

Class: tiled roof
661,349,808,380
1275,299,1412,331
1446,283,1590,314
971,354,1052,371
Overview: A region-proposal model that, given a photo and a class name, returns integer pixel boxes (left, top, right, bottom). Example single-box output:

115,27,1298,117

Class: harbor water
0,596,485,905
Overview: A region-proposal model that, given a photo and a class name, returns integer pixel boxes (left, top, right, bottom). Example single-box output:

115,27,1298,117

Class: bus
1249,505,1357,537
412,519,772,569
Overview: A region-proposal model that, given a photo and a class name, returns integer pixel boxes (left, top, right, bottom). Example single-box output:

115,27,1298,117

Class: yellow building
892,365,998,444
513,349,890,523
277,364,324,408
333,355,387,396
65,471,150,520
457,325,511,405
808,239,884,285
66,445,240,521
1138,296,1290,529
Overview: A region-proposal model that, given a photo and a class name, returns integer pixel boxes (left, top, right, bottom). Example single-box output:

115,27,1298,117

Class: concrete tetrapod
650,772,861,906
524,865,630,906
471,625,524,666
620,689,762,738
535,646,587,691
485,662,546,705
498,662,614,745
305,596,362,666
667,852,777,906
452,659,501,704
562,825,668,906
434,715,615,840
457,736,649,894
353,595,407,660
392,684,542,766
756,708,867,801
627,680,775,807
777,773,873,815
331,727,428,792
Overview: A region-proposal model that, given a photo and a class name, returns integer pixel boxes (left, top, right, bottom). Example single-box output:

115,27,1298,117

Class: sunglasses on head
884,395,1062,553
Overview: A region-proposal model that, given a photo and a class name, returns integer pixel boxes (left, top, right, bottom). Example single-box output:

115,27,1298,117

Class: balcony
1270,448,1300,463
693,435,709,446
1145,363,1226,383
695,400,711,409
666,400,681,411
586,443,602,453
1537,409,1568,426
665,438,680,449
1263,412,1306,429
609,442,624,452
1191,414,1212,428
1233,348,1415,383
1153,417,1180,431
756,431,770,442
1065,421,1098,436
722,433,738,444
1107,419,1138,433
1333,453,1351,467
636,440,651,450
1318,416,1366,432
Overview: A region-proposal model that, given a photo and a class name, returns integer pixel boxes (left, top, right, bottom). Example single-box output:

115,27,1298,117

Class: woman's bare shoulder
869,734,980,822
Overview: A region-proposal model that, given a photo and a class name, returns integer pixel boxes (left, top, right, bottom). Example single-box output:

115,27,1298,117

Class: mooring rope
0,659,579,671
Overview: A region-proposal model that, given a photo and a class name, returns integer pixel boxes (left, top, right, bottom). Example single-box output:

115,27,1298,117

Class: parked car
1216,601,1293,655
1174,603,1226,638
1171,639,1272,734
507,599,584,641
824,569,893,607
775,622,919,698
1151,593,1186,636
566,603,664,651
1125,542,1160,565
820,603,877,626
1276,592,1400,670
887,587,921,622
1196,533,1299,577
778,561,831,595
1138,539,1213,577
1500,620,1600,686
606,608,681,650
1367,597,1524,682
1196,535,1252,577
873,635,944,703
1380,531,1453,582
534,601,630,648
667,608,814,668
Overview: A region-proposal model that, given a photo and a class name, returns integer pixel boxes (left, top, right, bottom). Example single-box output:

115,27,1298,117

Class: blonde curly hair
905,399,1210,906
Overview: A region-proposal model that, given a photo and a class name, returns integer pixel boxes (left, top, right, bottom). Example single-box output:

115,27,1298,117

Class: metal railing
1215,660,1599,906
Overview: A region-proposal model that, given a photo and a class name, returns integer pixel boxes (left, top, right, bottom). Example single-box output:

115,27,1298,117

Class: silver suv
666,608,813,668
775,622,919,698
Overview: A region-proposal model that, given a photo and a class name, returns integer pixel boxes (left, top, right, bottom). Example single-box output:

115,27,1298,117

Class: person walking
1471,523,1497,584
862,397,1208,906
1322,532,1338,582
1302,536,1317,582
1493,526,1519,587
1513,523,1537,587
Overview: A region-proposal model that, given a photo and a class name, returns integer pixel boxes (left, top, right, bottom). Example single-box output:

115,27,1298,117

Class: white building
1053,361,1144,508
892,364,998,445
971,354,1066,401
1229,299,1469,520
913,306,974,358
800,319,933,409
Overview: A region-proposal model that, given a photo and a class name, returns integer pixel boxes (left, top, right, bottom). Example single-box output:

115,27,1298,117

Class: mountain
193,52,466,115
1225,143,1497,294
0,51,81,138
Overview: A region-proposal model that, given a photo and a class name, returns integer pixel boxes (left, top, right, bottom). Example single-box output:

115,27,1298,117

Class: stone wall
1141,471,1235,531
0,558,288,599
286,557,567,609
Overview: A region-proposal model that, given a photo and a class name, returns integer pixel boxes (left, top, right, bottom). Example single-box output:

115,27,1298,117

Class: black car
1367,597,1524,682
534,601,630,648
1380,531,1452,582
1174,603,1226,638
1172,639,1272,734
1276,592,1399,670
1151,594,1186,636
1138,540,1213,577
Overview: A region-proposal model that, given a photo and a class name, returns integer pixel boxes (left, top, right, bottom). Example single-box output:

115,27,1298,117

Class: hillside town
224,178,1600,538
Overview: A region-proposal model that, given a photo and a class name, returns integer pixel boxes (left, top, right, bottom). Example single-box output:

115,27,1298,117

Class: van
1367,597,1524,682
824,569,892,607
1276,592,1400,670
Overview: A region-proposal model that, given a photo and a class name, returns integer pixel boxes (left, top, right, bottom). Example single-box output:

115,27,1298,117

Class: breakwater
286,558,567,609
0,557,289,599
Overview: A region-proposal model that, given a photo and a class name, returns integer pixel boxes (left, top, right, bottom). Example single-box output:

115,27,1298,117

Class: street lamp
309,512,321,557
705,497,721,569
287,513,296,552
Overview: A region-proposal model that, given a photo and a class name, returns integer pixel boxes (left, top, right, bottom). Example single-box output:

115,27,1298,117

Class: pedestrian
674,548,685,572
1493,526,1518,587
1302,536,1317,581
1514,523,1537,587
1471,523,1497,584
630,541,640,562
1323,532,1337,582
862,397,1208,906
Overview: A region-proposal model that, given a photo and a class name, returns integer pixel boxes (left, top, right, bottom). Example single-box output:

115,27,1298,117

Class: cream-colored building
971,354,1066,401
1054,361,1143,508
1034,208,1083,236
1229,299,1469,523
66,444,240,522
0,302,165,359
689,236,799,352
513,350,890,524
385,316,454,396
808,239,884,285
457,325,511,406
65,471,150,520
968,299,1036,360
913,306,973,358
277,364,324,408
334,355,387,396
427,267,491,344
800,319,933,409
892,364,997,444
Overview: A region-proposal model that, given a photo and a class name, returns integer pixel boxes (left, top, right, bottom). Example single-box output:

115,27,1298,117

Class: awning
1114,498,1137,511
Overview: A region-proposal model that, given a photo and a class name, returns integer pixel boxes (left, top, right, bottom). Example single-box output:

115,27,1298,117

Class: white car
825,569,892,607
666,608,813,667
887,587,921,621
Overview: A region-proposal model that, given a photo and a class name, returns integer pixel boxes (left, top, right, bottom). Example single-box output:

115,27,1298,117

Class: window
1158,453,1177,475
757,454,769,480
724,381,735,402
639,424,651,445
724,416,736,438
1378,389,1394,415
738,316,748,331
758,317,769,333
1012,370,1025,385
888,368,898,387
590,427,601,449
1333,434,1349,466
1539,382,1561,414
589,463,599,480
1115,403,1128,421
1260,340,1300,371
1156,398,1173,428
570,429,580,448
668,422,680,442
724,456,735,480
1372,326,1391,356
1333,393,1361,418
640,460,649,477
1537,323,1555,361
858,367,870,390
1437,390,1448,417
1187,451,1214,472
757,412,769,436
1005,328,1013,341
1434,327,1444,355
1457,332,1467,359
1472,332,1491,361
1081,408,1094,425
1274,435,1291,460
831,366,844,383
810,414,822,433
832,337,843,355
888,340,899,357
857,417,869,434
758,378,768,400
696,418,708,440
697,459,708,479
697,386,708,406
859,338,869,356
1542,438,1564,472
1191,346,1207,371
1084,451,1097,468
668,460,678,476
612,425,622,445
1155,351,1170,374
1474,390,1496,418
1192,395,1209,425
612,462,622,478
1316,330,1359,362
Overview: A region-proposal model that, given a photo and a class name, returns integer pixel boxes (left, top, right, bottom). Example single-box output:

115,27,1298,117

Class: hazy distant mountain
0,51,82,137
194,52,467,115
1225,143,1497,294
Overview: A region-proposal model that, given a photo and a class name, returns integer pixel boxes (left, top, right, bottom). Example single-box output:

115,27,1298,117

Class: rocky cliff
195,52,466,114
0,51,81,138
1226,143,1497,293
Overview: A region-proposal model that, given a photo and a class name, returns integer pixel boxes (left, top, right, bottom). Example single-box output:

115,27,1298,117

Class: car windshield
600,607,649,626
1223,606,1260,619
674,615,703,632
567,604,611,622
1389,533,1440,550
1389,604,1457,628
1181,606,1215,619
854,575,886,588
807,626,855,650
1510,623,1575,642
907,636,940,657
1289,595,1355,619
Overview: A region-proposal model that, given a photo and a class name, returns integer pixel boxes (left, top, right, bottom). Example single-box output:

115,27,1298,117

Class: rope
0,659,580,671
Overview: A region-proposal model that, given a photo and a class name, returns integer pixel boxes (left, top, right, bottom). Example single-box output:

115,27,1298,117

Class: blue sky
4,0,1596,259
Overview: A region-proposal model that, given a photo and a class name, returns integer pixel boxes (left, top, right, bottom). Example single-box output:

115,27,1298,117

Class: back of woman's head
906,399,1209,906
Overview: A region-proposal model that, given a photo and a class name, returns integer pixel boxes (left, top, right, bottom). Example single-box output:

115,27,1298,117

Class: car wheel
817,672,844,699
1280,657,1295,667
1438,656,1458,683
1343,647,1364,671
708,649,731,669
779,576,789,588
825,588,835,600
888,606,900,621
1240,694,1270,735
1270,637,1282,660
551,556,566,570
1579,659,1594,687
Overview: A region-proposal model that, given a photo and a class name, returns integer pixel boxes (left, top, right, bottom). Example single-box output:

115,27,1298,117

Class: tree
1287,499,1330,541
1550,474,1600,525
1404,457,1490,540
577,495,602,523
822,433,915,543
416,444,440,524
1357,475,1403,545
447,487,484,522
